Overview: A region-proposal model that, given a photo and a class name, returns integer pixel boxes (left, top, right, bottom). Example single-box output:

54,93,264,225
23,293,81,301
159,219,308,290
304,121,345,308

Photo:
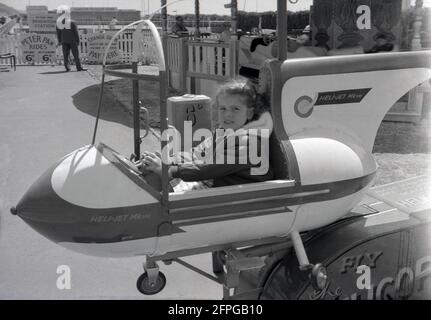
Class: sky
2,0,430,15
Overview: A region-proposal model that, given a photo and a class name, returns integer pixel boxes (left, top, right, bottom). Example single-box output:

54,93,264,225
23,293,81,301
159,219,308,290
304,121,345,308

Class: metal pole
91,72,105,145
159,70,169,206
291,230,310,270
161,0,169,89
195,0,200,37
277,0,287,61
231,0,238,36
132,62,140,160
161,0,168,35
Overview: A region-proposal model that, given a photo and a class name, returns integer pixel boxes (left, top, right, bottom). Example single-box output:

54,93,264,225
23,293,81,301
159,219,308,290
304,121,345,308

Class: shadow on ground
39,71,70,75
72,83,134,128
103,78,180,128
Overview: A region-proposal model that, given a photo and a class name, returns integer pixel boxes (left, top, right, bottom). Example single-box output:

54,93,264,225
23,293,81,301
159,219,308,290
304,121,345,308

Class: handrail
104,68,159,81
101,0,190,67
187,41,231,48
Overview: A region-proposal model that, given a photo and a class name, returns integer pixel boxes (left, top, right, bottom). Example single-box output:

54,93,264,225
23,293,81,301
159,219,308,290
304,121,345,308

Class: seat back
269,133,289,179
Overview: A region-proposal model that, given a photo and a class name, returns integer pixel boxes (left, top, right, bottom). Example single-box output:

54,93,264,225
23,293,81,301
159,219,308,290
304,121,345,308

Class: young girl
139,79,274,191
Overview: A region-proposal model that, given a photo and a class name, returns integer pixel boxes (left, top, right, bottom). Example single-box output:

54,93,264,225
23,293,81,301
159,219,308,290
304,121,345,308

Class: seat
0,53,16,72
269,133,289,179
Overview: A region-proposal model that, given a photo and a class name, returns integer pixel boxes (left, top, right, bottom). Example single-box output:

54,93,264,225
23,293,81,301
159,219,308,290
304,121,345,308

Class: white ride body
279,66,431,232
58,182,367,258
154,192,369,256
282,68,431,154
51,146,158,209
56,61,431,258
60,238,159,257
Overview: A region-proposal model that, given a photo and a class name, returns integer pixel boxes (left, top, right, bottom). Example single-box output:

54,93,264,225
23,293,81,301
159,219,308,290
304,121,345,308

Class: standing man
109,16,119,30
170,16,188,37
56,5,85,72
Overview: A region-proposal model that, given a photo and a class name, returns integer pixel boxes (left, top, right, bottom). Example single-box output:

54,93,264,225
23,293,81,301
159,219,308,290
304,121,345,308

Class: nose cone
13,146,98,243
13,145,161,252
14,160,78,243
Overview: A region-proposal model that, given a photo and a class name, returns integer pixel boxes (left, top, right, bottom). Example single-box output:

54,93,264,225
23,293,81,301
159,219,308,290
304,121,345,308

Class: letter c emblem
294,95,314,118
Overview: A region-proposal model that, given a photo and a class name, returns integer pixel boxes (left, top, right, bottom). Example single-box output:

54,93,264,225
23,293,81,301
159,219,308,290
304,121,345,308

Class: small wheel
310,263,328,291
136,272,166,295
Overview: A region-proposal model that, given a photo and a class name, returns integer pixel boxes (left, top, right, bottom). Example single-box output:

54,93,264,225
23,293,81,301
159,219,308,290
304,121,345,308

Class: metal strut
291,230,312,270
144,260,161,285
172,249,266,299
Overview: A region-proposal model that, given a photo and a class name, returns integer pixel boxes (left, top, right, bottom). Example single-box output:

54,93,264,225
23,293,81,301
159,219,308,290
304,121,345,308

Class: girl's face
217,94,254,130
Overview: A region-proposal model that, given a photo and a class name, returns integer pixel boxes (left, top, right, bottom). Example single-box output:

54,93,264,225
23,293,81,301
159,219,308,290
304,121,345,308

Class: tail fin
269,51,431,154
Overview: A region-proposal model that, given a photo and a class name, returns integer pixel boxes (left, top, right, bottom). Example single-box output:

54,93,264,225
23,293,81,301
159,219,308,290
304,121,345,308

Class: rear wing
267,51,431,154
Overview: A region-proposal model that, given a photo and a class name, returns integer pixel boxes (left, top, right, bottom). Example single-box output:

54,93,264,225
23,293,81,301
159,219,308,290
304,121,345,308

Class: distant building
26,5,49,16
116,10,141,23
70,7,140,25
24,6,57,34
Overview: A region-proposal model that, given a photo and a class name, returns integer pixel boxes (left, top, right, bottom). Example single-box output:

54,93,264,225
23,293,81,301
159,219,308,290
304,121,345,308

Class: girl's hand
140,151,162,177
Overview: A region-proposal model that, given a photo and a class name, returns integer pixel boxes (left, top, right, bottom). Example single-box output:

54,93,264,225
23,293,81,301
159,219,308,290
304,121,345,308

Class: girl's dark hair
215,78,268,120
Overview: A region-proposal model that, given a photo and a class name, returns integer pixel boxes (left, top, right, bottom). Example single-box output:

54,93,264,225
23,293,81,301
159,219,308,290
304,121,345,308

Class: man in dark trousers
56,7,85,72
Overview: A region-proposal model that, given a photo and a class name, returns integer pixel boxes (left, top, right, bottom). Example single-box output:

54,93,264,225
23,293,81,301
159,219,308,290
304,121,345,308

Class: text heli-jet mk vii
11,2,431,299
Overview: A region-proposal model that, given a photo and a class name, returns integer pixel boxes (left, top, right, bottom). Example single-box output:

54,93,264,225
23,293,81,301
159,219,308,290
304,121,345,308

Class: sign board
28,13,57,34
20,33,57,64
314,88,371,106
167,94,212,149
86,32,121,64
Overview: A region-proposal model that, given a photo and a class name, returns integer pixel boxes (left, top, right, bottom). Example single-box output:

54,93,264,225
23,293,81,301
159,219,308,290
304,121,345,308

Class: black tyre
136,272,166,295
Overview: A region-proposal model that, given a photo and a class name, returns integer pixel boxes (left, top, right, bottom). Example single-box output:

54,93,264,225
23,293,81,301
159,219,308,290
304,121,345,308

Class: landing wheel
310,263,328,291
136,272,166,295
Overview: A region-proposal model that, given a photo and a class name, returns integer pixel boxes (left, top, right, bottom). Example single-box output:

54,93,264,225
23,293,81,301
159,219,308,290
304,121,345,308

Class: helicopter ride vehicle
11,0,431,299
238,30,324,75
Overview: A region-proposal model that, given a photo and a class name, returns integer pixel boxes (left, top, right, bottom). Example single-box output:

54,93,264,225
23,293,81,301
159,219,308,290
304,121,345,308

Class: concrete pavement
0,66,221,299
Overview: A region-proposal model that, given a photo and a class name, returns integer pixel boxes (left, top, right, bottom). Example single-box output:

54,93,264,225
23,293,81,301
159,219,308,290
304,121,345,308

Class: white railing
187,41,232,80
167,37,184,72
165,37,238,93
140,29,160,65
78,30,159,65
0,29,161,66
1,31,235,77
169,38,237,79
